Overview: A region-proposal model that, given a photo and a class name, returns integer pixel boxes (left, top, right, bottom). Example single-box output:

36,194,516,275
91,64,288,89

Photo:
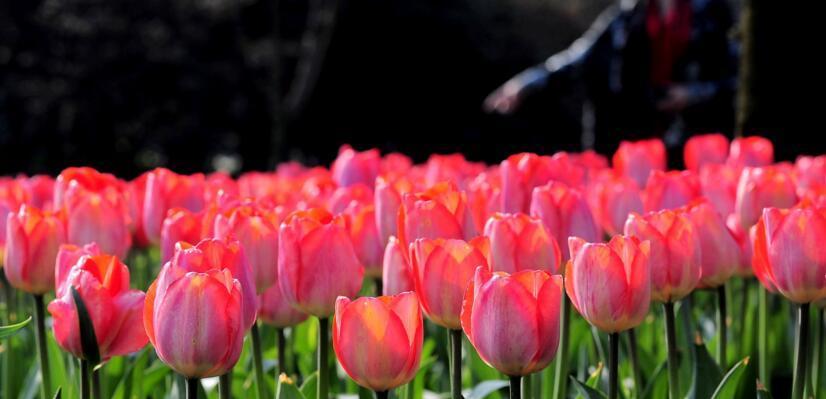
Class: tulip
344,204,384,279
483,213,562,274
381,152,413,174
48,253,148,361
331,145,381,188
333,292,422,397
466,172,501,237
586,172,644,235
160,208,204,264
795,155,826,194
530,181,600,260
461,267,563,397
500,153,556,214
0,178,26,262
4,205,67,294
375,175,414,246
684,133,729,171
381,237,414,296
55,243,101,296
327,183,373,214
53,167,121,208
397,182,473,250
214,202,282,293
734,166,798,229
63,181,132,258
684,201,739,289
727,136,774,169
19,175,55,210
127,172,151,248
699,164,740,218
143,168,206,243
612,138,666,188
643,170,701,212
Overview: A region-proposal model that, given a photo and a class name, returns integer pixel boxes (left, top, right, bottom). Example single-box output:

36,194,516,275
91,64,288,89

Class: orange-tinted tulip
53,167,121,208
409,237,489,329
160,208,204,264
567,235,650,332
333,292,423,391
278,208,364,317
530,181,600,260
752,207,826,303
483,213,561,274
613,138,667,188
382,237,414,296
331,145,381,188
461,267,562,376
398,182,473,250
727,136,774,169
4,205,67,294
624,209,701,302
586,172,644,235
684,201,739,288
214,202,282,293
143,168,206,243
643,170,701,212
735,166,798,229
63,179,132,258
258,283,308,328
48,253,148,360
684,133,729,171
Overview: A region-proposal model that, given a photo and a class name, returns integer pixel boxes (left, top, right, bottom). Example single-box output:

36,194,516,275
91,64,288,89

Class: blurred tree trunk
734,0,760,137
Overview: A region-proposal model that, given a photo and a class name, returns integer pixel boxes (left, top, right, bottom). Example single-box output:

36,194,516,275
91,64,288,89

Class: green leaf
586,362,604,389
466,380,509,399
640,361,668,399
299,371,318,399
711,357,751,399
275,374,306,399
0,316,31,338
687,339,723,399
569,375,607,399
757,385,773,399
71,286,100,366
52,387,61,399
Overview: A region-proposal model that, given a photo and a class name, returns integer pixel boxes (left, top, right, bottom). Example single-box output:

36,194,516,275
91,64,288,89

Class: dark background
0,0,820,178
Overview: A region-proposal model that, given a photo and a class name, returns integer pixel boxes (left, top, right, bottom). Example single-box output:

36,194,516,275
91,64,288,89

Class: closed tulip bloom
160,208,204,264
331,145,381,188
398,182,472,249
63,182,132,258
643,170,701,212
145,266,245,378
726,214,753,277
484,213,562,274
53,167,121,209
258,284,308,328
333,292,423,391
461,267,563,376
735,166,798,229
699,164,740,218
327,184,373,214
795,155,826,193
382,237,414,296
752,207,826,303
55,243,101,296
4,205,67,294
345,204,384,277
530,181,600,260
624,209,701,302
727,136,774,169
374,175,409,246
567,235,651,332
48,254,148,360
684,201,739,288
613,138,667,188
500,153,555,214
0,179,26,260
409,237,489,329
278,208,364,317
19,175,55,210
143,168,206,243
684,133,729,171
127,172,151,248
214,202,281,293
586,172,644,235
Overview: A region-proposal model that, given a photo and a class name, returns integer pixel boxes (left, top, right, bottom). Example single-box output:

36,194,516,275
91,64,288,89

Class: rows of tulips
1,134,825,399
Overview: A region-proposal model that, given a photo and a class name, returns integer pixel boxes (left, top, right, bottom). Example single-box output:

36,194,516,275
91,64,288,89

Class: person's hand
484,79,526,115
656,85,691,112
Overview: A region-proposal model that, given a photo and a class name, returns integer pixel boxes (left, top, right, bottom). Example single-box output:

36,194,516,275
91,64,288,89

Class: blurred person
485,0,736,157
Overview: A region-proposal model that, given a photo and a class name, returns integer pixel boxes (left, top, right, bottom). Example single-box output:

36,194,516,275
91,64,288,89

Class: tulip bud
567,235,651,332
699,164,740,218
397,182,472,250
48,254,148,361
0,179,26,261
795,155,826,194
643,170,701,212
160,208,204,264
586,172,644,235
382,237,414,296
63,182,132,258
214,202,282,293
4,205,67,294
333,292,423,391
683,201,739,288
727,136,774,169
258,284,308,328
613,138,667,188
375,176,406,247
278,208,364,317
331,145,381,188
735,166,798,229
530,181,600,260
684,133,729,171
483,213,562,274
461,267,563,376
143,168,206,243
344,204,384,278
19,175,55,211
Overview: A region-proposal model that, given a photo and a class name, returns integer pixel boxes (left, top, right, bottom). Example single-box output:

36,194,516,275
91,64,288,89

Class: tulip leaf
275,373,306,399
71,286,100,366
711,357,753,399
299,371,317,399
640,361,668,399
0,316,31,338
757,385,773,399
569,375,607,399
466,379,509,399
52,387,61,399
687,338,722,399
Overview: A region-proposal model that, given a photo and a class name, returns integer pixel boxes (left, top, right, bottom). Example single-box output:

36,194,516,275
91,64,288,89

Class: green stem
814,309,823,399
318,317,330,399
521,373,531,399
80,359,91,399
510,375,522,399
609,332,619,399
758,284,768,387
91,367,102,399
663,302,680,399
186,377,199,399
627,328,642,395
792,303,811,399
277,327,288,376
2,274,13,399
450,329,463,399
552,294,571,399
717,284,728,369
251,323,268,399
219,373,231,399
375,390,389,399
33,294,51,399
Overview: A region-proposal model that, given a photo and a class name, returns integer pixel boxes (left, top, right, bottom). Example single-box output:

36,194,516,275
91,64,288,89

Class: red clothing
646,0,693,86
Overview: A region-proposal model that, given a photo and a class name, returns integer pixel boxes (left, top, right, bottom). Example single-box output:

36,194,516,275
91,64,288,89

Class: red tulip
530,181,600,260
727,136,774,169
63,179,132,258
55,243,101,296
48,253,148,360
612,138,666,188
483,213,562,274
752,206,826,303
684,201,739,288
567,235,650,332
214,202,283,293
333,292,423,391
278,208,364,317
643,170,701,212
461,267,562,376
331,145,381,188
160,208,204,264
684,133,729,171
624,209,701,302
409,237,489,329
344,204,384,277
4,205,67,294
382,237,414,296
735,166,798,229
144,266,245,378
397,182,473,250
258,284,308,328
586,172,644,235
699,164,740,218
143,168,206,243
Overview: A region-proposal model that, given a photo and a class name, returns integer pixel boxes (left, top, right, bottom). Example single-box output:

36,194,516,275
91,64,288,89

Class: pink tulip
684,201,740,288
500,153,581,213
143,168,206,243
530,181,600,260
727,136,774,169
699,164,740,218
643,170,701,212
160,208,204,264
795,155,826,194
331,145,381,188
327,184,373,215
63,180,132,258
214,202,282,293
382,237,414,296
0,178,26,259
127,172,151,248
53,167,121,208
55,243,101,296
483,213,562,274
397,182,473,250
684,133,729,171
258,284,308,328
4,205,67,294
375,175,416,246
586,172,644,235
735,166,798,229
344,204,384,277
19,175,55,210
612,138,666,188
